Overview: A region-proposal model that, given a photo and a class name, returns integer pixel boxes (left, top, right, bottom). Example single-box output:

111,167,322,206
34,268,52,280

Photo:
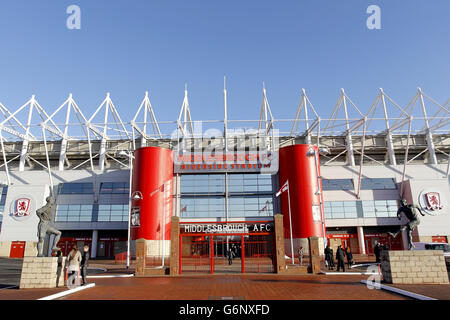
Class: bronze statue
388,199,425,250
36,196,62,257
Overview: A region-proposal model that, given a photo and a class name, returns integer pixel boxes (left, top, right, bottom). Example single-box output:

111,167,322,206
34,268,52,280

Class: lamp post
119,150,135,270
150,180,168,268
276,180,294,265
307,146,329,250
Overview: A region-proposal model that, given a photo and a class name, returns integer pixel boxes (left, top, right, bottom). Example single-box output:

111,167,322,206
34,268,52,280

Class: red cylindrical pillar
278,144,326,256
131,147,173,242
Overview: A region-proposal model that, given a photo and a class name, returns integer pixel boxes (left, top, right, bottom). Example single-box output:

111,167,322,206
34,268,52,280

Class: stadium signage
174,151,278,174
181,223,273,234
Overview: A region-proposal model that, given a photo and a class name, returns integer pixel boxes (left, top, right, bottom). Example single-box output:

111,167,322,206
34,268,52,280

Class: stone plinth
170,216,180,275
20,257,66,289
274,214,286,274
381,250,449,285
308,236,321,274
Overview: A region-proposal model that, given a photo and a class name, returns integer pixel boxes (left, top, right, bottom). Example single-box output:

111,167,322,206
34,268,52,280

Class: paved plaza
0,259,449,300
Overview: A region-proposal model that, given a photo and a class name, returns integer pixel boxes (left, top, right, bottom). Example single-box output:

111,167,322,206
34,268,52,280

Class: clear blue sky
0,0,449,126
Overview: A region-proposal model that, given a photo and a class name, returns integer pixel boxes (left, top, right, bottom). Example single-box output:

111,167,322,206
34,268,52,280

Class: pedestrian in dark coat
227,247,235,265
374,243,381,263
336,245,346,272
329,248,335,268
324,245,333,270
80,245,90,285
345,248,353,268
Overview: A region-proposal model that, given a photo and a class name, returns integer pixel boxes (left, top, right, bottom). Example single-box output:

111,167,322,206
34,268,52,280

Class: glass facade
324,201,358,219
322,179,354,191
180,173,274,218
59,183,94,194
0,186,8,212
100,182,129,194
97,204,129,222
361,200,399,217
56,204,129,222
360,178,396,190
324,200,399,219
56,204,94,222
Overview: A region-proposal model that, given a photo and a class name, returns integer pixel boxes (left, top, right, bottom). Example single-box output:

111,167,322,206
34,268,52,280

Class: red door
432,236,448,243
10,241,26,258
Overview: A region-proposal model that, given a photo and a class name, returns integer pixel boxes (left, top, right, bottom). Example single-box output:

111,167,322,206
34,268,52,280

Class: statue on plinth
388,199,425,250
36,196,62,257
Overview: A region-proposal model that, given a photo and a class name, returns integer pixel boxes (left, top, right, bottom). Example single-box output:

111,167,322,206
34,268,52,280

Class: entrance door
243,234,274,273
180,235,211,273
213,236,242,274
10,241,25,258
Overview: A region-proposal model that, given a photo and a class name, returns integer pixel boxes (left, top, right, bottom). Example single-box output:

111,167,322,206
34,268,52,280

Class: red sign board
174,152,278,174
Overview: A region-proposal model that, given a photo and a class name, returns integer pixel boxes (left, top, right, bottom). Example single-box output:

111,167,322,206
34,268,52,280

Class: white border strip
351,263,378,268
0,285,18,290
37,283,96,300
360,280,437,300
322,272,379,275
87,274,134,278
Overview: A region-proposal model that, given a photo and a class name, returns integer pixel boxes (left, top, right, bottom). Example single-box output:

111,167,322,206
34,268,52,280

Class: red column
278,144,325,239
241,235,245,274
131,147,174,241
210,236,214,274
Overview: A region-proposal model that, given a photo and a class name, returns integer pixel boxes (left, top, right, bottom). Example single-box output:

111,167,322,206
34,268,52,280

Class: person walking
345,247,353,269
374,242,381,263
227,247,234,265
336,245,346,272
298,246,304,266
55,249,63,287
80,245,90,286
329,247,335,269
324,245,333,270
67,245,82,287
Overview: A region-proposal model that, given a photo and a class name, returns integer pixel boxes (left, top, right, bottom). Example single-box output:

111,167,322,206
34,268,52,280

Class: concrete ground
56,274,410,300
0,258,23,289
0,257,448,300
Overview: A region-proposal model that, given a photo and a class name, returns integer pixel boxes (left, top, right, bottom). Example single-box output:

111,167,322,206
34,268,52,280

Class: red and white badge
419,189,447,216
14,198,31,217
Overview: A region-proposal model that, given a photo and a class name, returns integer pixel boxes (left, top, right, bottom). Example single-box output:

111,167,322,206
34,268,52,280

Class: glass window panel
228,185,243,192
332,211,345,219
361,178,396,190
258,184,272,192
343,202,356,207
322,179,354,190
244,197,259,204
344,211,357,218
67,215,78,222
243,185,258,192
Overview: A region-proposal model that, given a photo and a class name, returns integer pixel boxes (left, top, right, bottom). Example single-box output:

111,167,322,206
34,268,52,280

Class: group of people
324,244,353,272
55,244,90,287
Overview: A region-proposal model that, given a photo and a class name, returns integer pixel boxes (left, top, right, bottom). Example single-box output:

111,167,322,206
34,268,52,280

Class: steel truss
0,87,448,197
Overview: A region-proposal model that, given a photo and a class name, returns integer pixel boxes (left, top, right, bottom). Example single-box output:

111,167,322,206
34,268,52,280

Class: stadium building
0,86,448,274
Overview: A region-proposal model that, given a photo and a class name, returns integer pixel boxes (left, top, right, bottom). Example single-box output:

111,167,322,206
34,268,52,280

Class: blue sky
0,0,448,127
